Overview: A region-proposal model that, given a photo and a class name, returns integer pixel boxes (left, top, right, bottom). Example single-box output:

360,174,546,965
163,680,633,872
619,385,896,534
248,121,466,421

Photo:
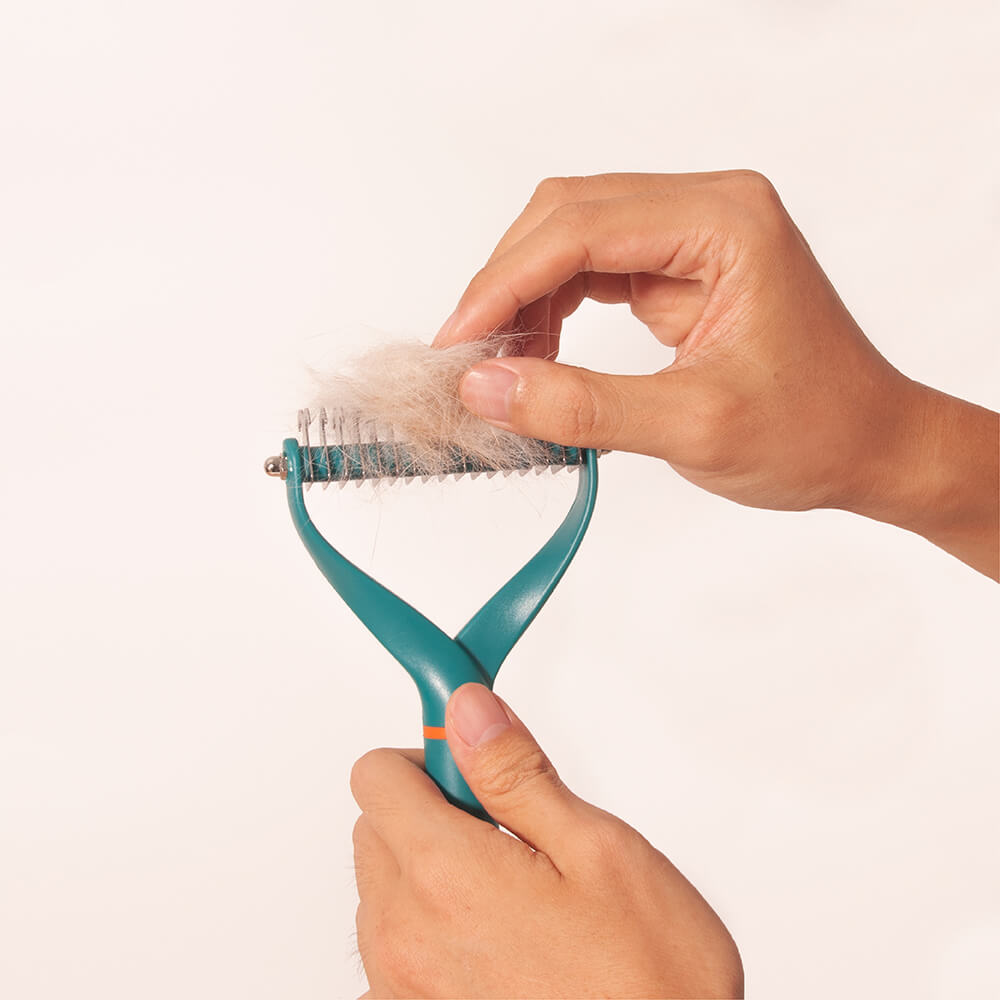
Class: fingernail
459,362,520,423
450,684,511,748
433,309,459,346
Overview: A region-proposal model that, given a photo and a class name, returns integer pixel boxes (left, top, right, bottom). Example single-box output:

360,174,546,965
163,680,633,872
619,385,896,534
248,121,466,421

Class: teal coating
281,439,598,819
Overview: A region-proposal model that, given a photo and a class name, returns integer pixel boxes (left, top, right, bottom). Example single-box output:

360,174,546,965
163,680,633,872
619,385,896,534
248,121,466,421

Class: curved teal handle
283,441,598,818
455,451,599,683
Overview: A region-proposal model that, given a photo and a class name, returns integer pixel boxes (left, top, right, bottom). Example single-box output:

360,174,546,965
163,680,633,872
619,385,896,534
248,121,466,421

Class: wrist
844,377,999,578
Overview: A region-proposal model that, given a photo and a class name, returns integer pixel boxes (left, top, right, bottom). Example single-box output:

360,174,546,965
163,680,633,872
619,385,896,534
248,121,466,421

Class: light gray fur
309,338,549,476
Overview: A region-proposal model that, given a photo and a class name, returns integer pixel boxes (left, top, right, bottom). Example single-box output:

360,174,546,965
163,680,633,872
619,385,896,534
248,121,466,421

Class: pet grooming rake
265,408,598,821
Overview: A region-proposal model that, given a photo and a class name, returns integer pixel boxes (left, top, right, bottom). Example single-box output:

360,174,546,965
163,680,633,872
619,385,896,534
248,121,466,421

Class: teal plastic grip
282,440,598,819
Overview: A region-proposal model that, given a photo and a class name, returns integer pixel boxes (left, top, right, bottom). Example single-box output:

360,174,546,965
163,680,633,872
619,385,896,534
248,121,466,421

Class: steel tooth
319,410,330,489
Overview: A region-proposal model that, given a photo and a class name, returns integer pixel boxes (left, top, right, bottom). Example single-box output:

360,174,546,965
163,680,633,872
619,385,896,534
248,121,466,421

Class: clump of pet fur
310,337,548,478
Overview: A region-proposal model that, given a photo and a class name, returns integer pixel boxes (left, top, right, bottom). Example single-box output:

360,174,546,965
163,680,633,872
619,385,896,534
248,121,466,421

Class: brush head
265,338,601,485
264,408,589,485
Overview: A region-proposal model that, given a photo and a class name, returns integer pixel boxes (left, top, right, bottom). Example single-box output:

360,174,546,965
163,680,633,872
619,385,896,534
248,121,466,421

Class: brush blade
292,439,586,484
264,407,593,485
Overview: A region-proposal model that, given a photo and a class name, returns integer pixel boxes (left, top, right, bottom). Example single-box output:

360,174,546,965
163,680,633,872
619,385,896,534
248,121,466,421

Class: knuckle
349,747,392,803
585,822,626,868
354,903,374,969
573,816,634,877
352,818,388,898
358,901,402,985
531,175,564,203
354,900,371,947
406,842,453,898
348,749,377,801
352,814,381,864
720,170,789,238
548,198,599,235
476,739,560,803
535,372,622,448
373,918,428,994
727,168,780,205
530,174,584,208
351,815,366,852
683,384,747,472
567,378,604,440
459,266,491,308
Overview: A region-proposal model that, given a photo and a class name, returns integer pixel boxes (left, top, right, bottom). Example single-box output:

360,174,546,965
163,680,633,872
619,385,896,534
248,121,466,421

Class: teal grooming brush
265,408,598,822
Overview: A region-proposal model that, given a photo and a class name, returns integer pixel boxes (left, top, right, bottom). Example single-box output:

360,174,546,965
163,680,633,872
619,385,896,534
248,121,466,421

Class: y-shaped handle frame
282,440,598,820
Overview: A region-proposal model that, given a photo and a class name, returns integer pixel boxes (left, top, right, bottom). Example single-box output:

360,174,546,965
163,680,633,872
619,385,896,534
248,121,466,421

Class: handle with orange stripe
282,441,598,819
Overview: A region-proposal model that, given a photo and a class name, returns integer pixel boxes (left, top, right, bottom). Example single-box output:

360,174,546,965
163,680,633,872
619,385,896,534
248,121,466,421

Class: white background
2,1,998,997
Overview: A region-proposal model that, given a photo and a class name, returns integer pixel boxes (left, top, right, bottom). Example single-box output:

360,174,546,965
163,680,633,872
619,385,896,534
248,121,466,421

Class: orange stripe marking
423,726,447,740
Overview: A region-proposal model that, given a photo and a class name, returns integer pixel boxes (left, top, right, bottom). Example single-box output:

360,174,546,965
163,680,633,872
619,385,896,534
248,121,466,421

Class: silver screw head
264,455,286,479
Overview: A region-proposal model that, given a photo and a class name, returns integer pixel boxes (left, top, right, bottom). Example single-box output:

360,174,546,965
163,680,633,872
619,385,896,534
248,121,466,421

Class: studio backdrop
1,2,997,997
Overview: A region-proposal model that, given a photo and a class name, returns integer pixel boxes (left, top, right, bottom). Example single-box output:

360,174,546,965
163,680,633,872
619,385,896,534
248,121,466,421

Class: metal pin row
296,407,585,486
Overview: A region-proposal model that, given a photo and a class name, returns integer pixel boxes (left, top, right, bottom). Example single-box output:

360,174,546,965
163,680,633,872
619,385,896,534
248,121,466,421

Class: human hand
435,172,999,578
351,682,743,999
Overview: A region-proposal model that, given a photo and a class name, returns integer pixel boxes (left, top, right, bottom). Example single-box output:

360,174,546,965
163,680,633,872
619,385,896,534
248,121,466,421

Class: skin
353,684,743,999
352,172,999,998
437,171,999,580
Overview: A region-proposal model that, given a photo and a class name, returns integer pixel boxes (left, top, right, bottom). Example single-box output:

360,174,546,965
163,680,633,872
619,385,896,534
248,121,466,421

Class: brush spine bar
298,441,583,483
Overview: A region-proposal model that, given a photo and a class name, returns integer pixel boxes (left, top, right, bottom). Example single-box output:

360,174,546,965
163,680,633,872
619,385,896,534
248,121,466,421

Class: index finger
485,173,668,266
485,172,726,267
349,747,484,863
436,190,723,348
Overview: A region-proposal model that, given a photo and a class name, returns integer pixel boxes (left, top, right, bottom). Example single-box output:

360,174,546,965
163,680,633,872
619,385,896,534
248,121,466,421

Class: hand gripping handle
282,441,598,819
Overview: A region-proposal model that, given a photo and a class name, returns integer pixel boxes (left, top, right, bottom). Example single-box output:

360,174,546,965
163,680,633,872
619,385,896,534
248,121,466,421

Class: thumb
458,355,697,457
445,683,582,849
